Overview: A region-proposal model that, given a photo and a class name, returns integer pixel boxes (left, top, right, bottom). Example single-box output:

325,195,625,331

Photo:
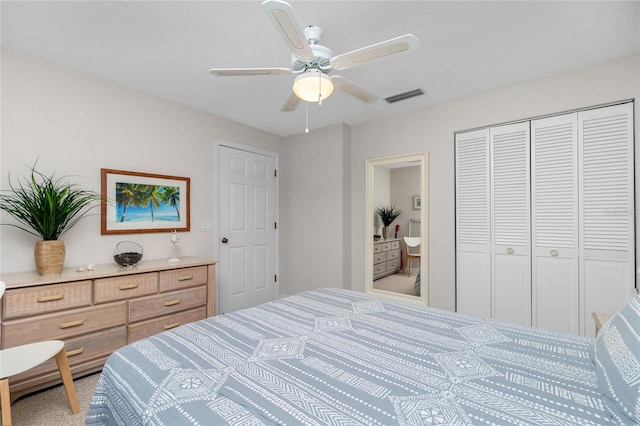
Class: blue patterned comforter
86,289,621,425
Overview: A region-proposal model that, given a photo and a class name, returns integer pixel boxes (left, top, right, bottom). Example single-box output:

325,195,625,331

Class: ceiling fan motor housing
291,26,333,73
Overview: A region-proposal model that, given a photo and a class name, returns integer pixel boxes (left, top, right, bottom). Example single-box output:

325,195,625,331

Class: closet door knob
221,237,228,244
506,248,514,255
550,249,559,257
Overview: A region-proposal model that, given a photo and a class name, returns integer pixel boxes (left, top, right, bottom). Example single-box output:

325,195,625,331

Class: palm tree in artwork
160,186,181,220
139,185,162,221
116,184,136,222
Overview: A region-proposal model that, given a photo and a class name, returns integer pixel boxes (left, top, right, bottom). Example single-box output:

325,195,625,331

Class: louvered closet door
455,128,491,318
531,113,579,334
490,122,531,326
579,102,635,337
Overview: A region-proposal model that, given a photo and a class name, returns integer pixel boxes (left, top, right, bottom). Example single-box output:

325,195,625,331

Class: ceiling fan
209,0,419,113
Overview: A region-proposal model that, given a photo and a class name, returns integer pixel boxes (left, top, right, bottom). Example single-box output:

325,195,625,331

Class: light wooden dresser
373,238,401,280
0,257,215,400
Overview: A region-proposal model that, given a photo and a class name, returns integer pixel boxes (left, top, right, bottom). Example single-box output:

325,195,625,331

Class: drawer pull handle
118,283,139,290
164,299,181,306
37,294,64,303
177,275,193,281
59,319,85,329
164,321,181,330
66,347,84,357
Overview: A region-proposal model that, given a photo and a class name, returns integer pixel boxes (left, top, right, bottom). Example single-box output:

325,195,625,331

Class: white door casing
218,144,278,313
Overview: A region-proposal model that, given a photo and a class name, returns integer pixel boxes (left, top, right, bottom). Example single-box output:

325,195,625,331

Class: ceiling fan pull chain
318,70,323,106
305,102,310,133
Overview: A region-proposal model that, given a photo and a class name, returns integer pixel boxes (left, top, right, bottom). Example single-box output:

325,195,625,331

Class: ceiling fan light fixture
293,69,334,103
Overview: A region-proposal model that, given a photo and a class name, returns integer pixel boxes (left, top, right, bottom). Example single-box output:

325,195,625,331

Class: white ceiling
2,1,639,137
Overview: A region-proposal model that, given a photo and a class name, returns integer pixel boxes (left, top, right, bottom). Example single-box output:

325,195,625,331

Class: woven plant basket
34,240,66,275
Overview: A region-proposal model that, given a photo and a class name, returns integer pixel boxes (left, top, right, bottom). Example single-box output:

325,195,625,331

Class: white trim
365,151,429,305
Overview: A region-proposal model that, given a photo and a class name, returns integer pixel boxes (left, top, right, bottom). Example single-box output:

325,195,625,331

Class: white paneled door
455,102,635,337
219,145,278,313
455,128,492,319
490,122,531,326
578,103,635,336
531,113,579,334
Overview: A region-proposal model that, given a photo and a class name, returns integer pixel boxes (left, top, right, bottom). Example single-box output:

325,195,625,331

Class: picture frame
413,195,421,210
101,169,190,235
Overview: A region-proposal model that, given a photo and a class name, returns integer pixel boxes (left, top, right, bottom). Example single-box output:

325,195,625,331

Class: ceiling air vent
384,88,425,104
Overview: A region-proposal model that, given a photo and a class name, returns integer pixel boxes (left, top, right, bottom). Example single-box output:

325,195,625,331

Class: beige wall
0,48,284,275
390,166,421,240
372,165,390,232
280,124,350,294
350,54,640,312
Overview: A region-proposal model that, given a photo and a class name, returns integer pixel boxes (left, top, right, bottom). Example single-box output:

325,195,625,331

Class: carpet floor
9,372,100,426
373,271,418,296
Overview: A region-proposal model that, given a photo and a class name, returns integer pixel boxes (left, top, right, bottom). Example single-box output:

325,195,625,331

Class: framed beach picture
101,169,190,235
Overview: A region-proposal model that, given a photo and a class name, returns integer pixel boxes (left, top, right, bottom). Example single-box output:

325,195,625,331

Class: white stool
0,282,79,426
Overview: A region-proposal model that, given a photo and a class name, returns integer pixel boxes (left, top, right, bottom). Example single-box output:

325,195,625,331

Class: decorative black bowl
113,241,143,267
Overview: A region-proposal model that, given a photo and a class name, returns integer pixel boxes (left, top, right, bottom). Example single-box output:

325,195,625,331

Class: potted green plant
0,163,102,275
376,204,402,239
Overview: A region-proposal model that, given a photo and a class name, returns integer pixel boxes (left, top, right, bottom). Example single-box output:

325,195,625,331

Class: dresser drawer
8,327,127,383
2,281,91,320
128,306,207,343
381,242,392,252
373,244,382,254
129,286,207,323
387,250,400,261
374,263,386,276
159,266,208,292
390,240,401,250
2,301,127,347
94,272,158,304
64,326,127,366
374,253,386,264
386,259,400,271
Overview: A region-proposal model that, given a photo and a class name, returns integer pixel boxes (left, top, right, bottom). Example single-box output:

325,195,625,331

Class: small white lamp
168,230,180,263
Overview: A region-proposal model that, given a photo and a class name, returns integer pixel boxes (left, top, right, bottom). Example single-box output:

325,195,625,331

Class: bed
86,288,640,425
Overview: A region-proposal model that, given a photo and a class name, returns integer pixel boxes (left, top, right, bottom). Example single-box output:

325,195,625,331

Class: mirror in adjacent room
365,152,428,305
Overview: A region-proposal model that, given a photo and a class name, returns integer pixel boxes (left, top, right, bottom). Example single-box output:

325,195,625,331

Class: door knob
221,237,228,244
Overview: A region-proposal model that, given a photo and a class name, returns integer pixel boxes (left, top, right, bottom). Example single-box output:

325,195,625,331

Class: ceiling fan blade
330,34,419,71
331,76,379,104
281,92,301,112
261,0,314,60
209,67,291,77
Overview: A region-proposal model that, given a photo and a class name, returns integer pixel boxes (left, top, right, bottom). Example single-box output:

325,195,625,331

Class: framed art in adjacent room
101,168,190,234
413,195,421,210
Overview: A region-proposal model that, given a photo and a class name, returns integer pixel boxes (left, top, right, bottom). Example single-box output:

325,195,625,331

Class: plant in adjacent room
376,204,402,239
0,161,102,274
